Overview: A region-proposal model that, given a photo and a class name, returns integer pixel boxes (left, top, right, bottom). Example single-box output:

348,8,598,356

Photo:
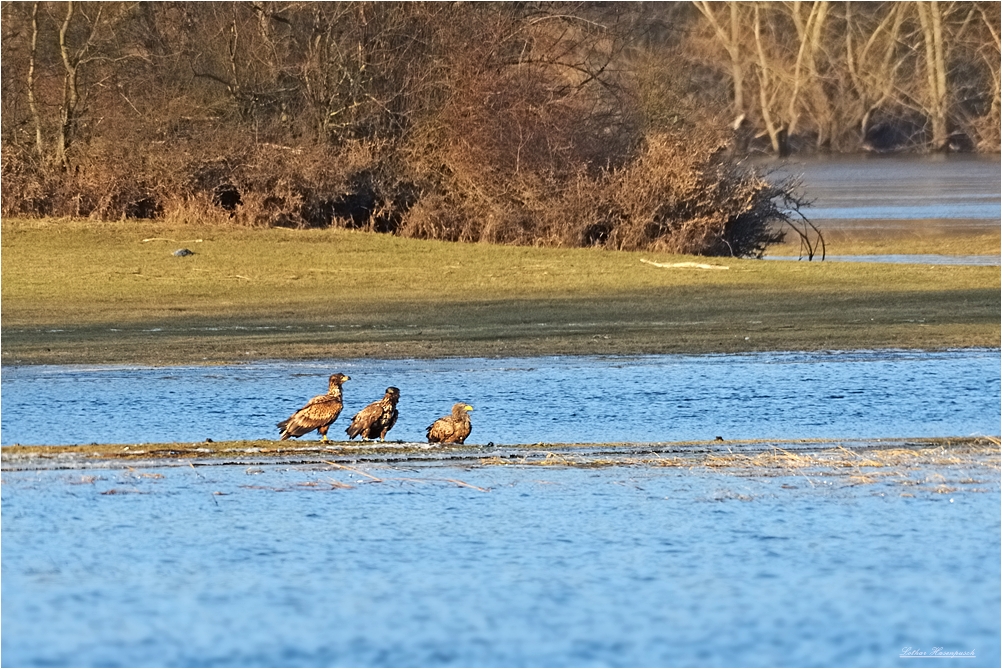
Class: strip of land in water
2,219,999,365
3,438,998,497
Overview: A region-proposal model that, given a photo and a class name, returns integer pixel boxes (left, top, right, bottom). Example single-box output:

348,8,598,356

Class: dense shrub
0,2,818,258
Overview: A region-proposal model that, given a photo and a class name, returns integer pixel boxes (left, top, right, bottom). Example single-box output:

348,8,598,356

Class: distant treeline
1,2,996,255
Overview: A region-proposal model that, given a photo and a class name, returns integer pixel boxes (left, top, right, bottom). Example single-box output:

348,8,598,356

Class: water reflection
2,349,998,446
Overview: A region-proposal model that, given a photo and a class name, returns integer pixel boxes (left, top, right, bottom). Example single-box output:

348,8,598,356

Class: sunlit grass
2,218,999,364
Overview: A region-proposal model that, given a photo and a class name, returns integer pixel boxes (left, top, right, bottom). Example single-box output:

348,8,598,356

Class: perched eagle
345,386,400,441
277,373,350,442
426,402,473,444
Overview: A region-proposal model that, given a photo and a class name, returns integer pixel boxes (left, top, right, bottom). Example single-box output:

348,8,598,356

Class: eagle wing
426,418,446,442
450,417,471,444
426,417,455,443
426,416,470,444
278,393,343,439
381,407,399,439
346,401,386,439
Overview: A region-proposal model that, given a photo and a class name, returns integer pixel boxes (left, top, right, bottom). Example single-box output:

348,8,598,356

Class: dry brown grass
475,438,1001,491
4,437,997,494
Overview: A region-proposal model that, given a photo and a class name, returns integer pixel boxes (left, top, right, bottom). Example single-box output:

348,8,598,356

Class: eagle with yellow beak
426,402,474,444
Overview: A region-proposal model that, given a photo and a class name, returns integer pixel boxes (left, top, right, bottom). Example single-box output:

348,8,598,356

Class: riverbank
2,219,999,365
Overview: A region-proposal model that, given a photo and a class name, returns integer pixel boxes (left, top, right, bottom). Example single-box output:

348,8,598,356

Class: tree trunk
978,6,1001,148
729,2,744,116
917,1,949,151
752,3,787,156
55,0,103,168
693,1,746,126
56,0,77,168
27,1,44,159
786,1,828,140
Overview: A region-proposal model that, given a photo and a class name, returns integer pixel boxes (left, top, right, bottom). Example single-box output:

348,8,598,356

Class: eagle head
328,373,350,388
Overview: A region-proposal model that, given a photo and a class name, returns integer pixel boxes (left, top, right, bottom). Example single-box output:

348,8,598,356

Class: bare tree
692,1,747,125
975,4,1001,148
785,1,830,143
54,1,105,166
26,2,44,158
689,0,999,153
844,2,907,146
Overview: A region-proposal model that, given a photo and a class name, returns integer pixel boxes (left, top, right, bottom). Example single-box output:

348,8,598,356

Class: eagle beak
465,405,474,412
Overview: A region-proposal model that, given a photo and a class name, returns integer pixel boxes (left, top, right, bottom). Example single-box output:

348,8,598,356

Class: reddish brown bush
0,2,812,258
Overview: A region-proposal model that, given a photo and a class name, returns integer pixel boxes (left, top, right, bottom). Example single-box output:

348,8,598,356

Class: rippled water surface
2,350,999,446
3,461,999,667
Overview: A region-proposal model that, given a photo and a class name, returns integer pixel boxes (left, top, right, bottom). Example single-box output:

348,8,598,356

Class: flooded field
2,155,999,667
2,349,999,447
3,455,999,668
767,154,1000,232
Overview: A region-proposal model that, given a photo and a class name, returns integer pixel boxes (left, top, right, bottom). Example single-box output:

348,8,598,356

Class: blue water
772,255,1000,266
809,203,998,221
2,462,998,667
2,350,999,446
767,154,1001,227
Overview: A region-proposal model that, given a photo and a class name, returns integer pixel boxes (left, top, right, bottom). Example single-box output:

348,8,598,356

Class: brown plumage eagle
426,402,473,444
277,373,350,442
345,386,400,441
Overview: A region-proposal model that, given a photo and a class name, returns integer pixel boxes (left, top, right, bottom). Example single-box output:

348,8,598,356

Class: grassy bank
2,219,999,365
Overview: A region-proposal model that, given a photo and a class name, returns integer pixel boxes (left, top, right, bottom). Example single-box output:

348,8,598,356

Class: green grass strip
2,219,999,365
